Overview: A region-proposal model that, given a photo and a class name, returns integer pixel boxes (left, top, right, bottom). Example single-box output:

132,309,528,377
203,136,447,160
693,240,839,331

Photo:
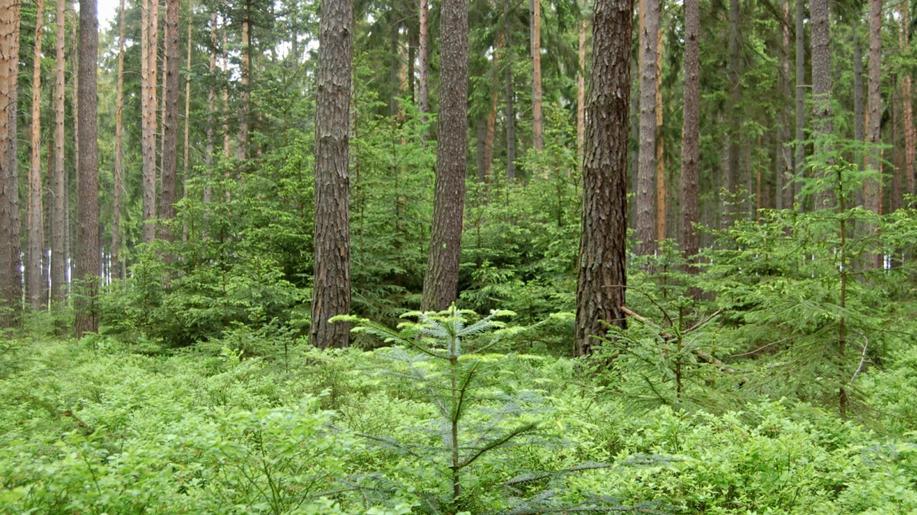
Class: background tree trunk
636,0,658,254
159,0,180,236
504,0,516,180
680,0,700,263
777,0,793,209
183,19,191,203
421,0,469,311
725,0,741,224
418,0,429,115
575,0,632,355
901,1,914,197
863,0,881,219
111,0,125,279
27,0,45,311
311,0,353,348
810,0,833,209
654,20,665,242
141,0,159,243
0,0,22,323
531,0,543,152
794,0,805,210
204,13,215,205
576,14,587,174
52,0,68,298
237,1,251,160
74,0,100,337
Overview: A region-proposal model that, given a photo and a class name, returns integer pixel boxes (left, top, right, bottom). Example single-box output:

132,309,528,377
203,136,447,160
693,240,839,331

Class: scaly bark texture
654,21,665,242
0,0,22,323
111,0,125,279
725,0,741,223
901,1,914,197
160,0,180,236
636,0,658,254
531,0,544,151
52,0,68,298
27,0,46,310
576,14,587,174
237,2,251,160
810,0,833,209
311,0,353,348
680,0,700,263
75,0,100,337
863,0,881,220
183,20,191,196
421,0,469,311
777,0,793,209
793,0,805,210
141,0,159,243
574,0,632,355
418,0,430,115
504,0,516,180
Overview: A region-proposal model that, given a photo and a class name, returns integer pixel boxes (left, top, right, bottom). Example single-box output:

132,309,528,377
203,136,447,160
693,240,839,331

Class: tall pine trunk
27,0,45,310
654,20,665,242
204,13,215,204
237,2,251,160
680,0,700,263
504,0,516,180
0,0,22,323
725,0,741,223
159,0,179,236
901,1,914,197
777,0,793,209
74,0,100,337
636,0,658,254
575,0,632,355
794,0,805,210
111,0,125,279
183,20,191,202
576,13,587,174
418,0,430,115
141,0,159,243
864,0,881,218
421,0,469,311
810,0,833,210
311,0,353,348
531,0,543,152
52,0,68,298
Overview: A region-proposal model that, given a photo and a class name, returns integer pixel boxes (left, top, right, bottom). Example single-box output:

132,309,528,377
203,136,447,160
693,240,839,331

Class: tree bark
421,0,468,311
810,0,833,209
636,0,658,254
159,0,179,236
52,0,68,297
74,0,100,337
141,0,159,243
531,0,543,152
654,20,665,242
777,0,793,210
418,0,430,115
183,19,191,195
311,0,353,348
28,0,46,310
863,0,881,219
901,1,914,197
725,0,741,223
576,14,587,174
793,0,805,210
574,0,632,355
204,12,215,204
0,0,22,323
111,0,125,279
680,0,700,263
237,1,251,160
504,0,516,180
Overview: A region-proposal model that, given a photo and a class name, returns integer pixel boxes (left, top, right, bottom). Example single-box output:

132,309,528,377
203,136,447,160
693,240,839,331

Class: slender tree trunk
204,12,215,204
901,1,914,197
864,0,882,268
725,0,741,223
636,0,658,254
810,0,833,209
575,0,632,355
74,0,100,337
418,0,430,115
482,31,503,182
531,0,543,152
183,19,191,194
777,0,793,210
28,0,46,310
680,0,700,263
52,0,68,296
794,0,805,210
160,0,179,236
111,0,125,280
221,24,230,161
237,2,250,161
504,0,516,180
421,0,469,311
654,20,665,242
576,14,587,174
0,0,22,323
311,0,353,348
141,0,159,242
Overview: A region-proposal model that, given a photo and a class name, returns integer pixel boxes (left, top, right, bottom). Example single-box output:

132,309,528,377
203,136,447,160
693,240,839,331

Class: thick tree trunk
0,0,22,323
74,0,100,337
504,0,516,180
777,0,793,210
28,0,46,310
576,15,587,174
421,0,468,311
111,0,125,280
531,0,543,152
654,21,665,242
794,0,805,210
574,0,632,355
680,0,700,263
311,0,353,348
725,0,741,224
901,1,914,197
636,0,658,254
237,2,250,160
141,0,159,243
418,0,430,115
159,0,179,236
810,0,833,210
52,0,68,297
863,0,881,218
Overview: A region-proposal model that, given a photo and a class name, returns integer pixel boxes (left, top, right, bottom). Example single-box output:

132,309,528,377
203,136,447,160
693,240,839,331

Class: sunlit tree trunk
680,0,700,263
422,0,469,311
531,0,543,152
0,0,22,323
576,13,587,174
636,0,658,254
237,1,251,160
141,0,159,243
418,0,430,115
575,0,632,355
74,0,100,337
311,0,353,348
27,0,46,310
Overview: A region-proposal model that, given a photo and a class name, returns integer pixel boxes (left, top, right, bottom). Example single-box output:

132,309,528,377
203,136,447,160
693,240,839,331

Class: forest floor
1,337,915,513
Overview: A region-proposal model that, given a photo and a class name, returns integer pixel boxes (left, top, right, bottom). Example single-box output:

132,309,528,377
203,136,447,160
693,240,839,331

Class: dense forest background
0,0,915,512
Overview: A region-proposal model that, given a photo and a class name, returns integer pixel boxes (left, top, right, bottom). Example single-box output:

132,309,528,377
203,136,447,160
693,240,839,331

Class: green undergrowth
1,336,914,514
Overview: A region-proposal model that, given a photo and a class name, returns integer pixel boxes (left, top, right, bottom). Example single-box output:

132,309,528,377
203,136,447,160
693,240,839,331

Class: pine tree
0,0,22,324
27,0,46,310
